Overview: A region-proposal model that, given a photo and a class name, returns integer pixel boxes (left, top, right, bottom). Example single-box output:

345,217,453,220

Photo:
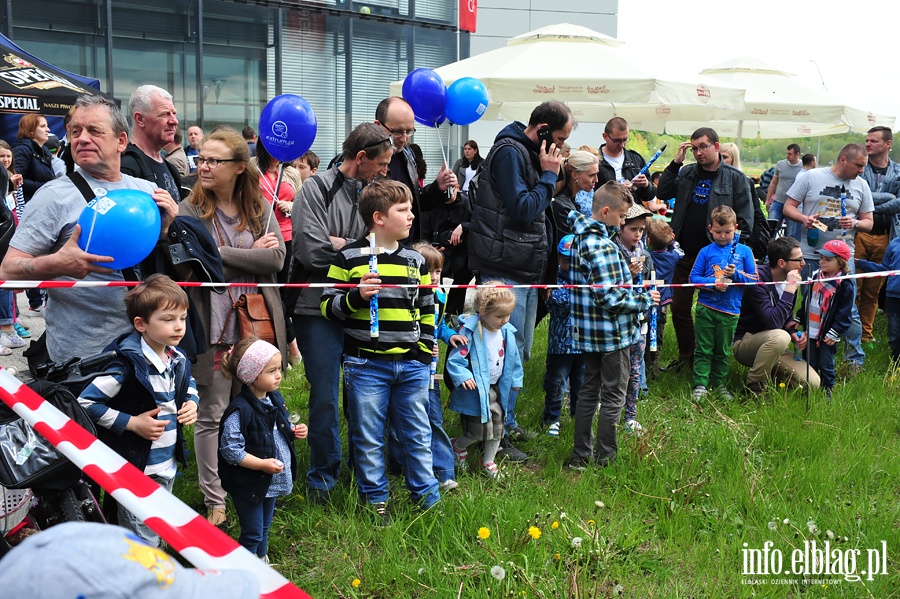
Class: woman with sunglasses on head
178,127,286,531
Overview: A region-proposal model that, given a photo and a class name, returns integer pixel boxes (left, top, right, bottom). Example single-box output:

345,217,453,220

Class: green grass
175,315,900,598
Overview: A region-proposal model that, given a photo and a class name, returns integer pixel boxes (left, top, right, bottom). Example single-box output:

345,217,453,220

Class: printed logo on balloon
259,94,318,163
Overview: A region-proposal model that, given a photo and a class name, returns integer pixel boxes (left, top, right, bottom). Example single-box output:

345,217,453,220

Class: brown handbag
217,291,277,346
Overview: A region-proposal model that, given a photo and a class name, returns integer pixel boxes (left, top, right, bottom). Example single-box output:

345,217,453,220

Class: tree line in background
627,130,865,178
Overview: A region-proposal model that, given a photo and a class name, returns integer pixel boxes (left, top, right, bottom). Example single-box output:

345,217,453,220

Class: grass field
175,311,900,598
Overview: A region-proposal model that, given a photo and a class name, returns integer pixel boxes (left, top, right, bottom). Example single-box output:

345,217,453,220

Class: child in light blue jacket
446,284,524,480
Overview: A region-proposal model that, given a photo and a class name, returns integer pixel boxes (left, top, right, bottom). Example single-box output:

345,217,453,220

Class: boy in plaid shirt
567,182,659,469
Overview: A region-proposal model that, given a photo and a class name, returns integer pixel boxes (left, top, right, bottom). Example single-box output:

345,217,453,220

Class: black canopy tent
0,33,116,142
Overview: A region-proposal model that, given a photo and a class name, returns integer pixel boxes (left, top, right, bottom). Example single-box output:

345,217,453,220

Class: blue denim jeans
293,315,344,492
802,258,864,365
386,381,456,484
493,277,538,430
231,495,277,557
806,341,836,389
768,200,785,230
542,353,584,424
343,356,439,508
0,290,13,326
886,297,900,362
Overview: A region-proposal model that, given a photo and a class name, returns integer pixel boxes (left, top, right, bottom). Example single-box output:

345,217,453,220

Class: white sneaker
0,332,26,348
440,479,459,492
546,421,560,437
691,385,708,399
624,419,643,434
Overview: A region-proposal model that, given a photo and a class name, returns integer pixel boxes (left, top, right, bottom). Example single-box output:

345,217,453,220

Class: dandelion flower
554,552,561,560
551,521,559,530
478,527,491,540
571,536,583,548
528,526,541,540
352,578,361,588
491,565,506,581
779,382,786,388
587,519,595,526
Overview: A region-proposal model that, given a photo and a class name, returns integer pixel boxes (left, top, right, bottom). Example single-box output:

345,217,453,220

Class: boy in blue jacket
689,206,758,400
77,274,199,545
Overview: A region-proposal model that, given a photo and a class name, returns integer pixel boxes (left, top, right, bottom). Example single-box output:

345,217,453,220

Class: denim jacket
447,314,524,423
862,159,900,238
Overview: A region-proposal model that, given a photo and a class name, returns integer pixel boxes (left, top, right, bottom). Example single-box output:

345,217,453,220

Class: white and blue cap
557,234,575,257
0,522,260,598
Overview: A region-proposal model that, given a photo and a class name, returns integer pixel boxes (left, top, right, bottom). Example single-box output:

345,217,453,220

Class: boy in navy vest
78,274,199,545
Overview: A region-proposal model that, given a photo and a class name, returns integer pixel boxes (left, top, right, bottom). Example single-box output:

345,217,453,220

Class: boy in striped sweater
77,274,199,546
321,180,439,523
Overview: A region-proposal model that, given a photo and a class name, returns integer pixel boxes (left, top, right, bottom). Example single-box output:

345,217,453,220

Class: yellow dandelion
554,552,561,560
779,382,786,388
478,527,491,540
551,521,559,530
587,519,595,526
528,525,541,540
352,578,361,588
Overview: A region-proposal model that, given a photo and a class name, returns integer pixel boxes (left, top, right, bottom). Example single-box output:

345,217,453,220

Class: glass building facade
2,0,468,163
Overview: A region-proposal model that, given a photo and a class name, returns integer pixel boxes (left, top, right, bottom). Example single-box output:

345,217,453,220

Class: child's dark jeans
542,353,585,424
807,339,836,389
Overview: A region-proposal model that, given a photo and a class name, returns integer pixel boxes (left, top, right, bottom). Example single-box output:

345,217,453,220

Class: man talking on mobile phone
467,100,573,460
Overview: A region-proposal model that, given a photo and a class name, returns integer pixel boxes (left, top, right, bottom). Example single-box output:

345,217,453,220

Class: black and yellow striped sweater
321,237,435,363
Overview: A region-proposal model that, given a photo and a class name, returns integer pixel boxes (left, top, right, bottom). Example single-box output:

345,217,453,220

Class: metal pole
196,0,204,128
104,0,114,97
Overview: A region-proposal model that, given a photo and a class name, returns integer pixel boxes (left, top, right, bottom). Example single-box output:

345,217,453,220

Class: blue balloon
258,94,317,163
77,189,161,270
415,113,446,129
402,68,447,125
446,77,489,126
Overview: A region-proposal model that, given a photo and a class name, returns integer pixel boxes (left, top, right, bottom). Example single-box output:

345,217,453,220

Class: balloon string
263,163,285,237
435,123,452,199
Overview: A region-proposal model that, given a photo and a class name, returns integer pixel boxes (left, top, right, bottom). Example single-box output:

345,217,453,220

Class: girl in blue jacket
447,284,524,479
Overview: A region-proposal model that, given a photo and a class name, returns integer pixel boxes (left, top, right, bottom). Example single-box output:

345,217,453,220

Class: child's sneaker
716,387,734,401
371,501,389,527
623,419,643,434
824,388,833,402
439,479,459,492
450,438,467,464
13,323,30,338
481,462,501,479
691,385,708,399
546,421,560,437
0,332,25,348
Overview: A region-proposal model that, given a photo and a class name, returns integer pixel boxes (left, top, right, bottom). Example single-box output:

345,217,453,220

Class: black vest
217,387,297,503
467,137,547,284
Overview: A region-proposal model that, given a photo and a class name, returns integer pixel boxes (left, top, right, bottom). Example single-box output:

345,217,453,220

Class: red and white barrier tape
0,368,312,599
1,269,898,291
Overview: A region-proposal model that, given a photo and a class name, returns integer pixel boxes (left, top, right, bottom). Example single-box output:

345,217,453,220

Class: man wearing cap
733,236,820,393
0,522,260,598
783,142,874,375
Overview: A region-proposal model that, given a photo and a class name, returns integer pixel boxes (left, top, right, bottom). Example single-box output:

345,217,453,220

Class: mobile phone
537,125,554,151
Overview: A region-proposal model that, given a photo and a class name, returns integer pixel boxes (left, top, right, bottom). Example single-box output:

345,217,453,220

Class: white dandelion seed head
783,518,790,525
418,568,425,576
490,565,506,581
768,521,777,531
826,530,835,539
571,537,583,548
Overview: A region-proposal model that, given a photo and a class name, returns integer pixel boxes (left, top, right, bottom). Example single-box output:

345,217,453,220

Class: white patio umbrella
389,24,745,132
664,57,896,141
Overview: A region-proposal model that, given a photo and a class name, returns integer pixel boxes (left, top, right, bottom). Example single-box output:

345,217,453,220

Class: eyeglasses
608,135,629,144
384,125,416,137
362,136,393,153
196,157,240,168
786,257,806,263
691,144,714,153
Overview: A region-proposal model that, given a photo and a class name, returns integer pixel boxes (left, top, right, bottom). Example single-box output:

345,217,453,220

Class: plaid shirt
569,211,654,353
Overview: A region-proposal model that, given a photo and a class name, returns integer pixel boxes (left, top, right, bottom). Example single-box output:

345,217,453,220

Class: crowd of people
0,87,897,560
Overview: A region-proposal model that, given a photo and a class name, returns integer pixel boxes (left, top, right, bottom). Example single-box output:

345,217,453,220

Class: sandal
207,507,228,531
450,438,467,464
481,462,501,479
0,346,11,356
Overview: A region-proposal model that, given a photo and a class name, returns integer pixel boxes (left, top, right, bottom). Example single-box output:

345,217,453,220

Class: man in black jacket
595,117,655,206
120,85,183,201
656,127,754,370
